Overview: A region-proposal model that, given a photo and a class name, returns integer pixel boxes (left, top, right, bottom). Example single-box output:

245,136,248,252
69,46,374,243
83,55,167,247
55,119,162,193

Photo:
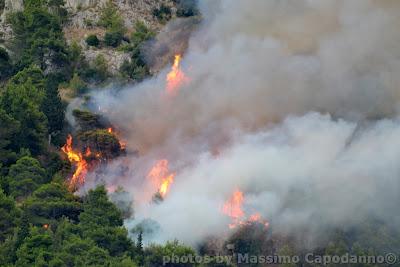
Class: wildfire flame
61,134,88,190
166,54,188,95
147,159,175,198
222,190,245,228
222,189,269,229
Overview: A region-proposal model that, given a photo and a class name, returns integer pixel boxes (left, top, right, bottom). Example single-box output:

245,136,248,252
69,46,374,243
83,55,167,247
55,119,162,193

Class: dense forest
0,0,399,266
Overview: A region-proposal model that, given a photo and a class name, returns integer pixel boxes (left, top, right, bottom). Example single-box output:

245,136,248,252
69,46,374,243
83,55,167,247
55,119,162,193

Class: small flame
166,54,188,95
108,127,127,150
61,134,88,190
147,159,175,198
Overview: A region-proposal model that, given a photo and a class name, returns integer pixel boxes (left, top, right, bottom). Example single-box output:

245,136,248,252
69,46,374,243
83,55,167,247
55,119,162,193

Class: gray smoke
90,0,400,245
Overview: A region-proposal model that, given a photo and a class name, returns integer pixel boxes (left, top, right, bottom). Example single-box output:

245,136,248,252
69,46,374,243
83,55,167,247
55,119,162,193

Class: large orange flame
61,134,88,190
222,190,245,228
166,54,188,95
222,189,269,229
147,159,175,198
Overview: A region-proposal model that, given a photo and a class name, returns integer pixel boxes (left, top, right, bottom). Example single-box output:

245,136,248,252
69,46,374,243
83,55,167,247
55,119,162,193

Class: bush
175,0,198,17
130,21,155,48
152,4,172,22
86,34,100,47
104,31,123,47
69,72,87,95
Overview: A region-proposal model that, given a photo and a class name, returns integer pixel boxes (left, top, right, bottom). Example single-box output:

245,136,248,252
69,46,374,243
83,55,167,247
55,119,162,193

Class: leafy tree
43,73,66,134
0,108,20,174
86,34,100,47
1,80,48,155
9,65,46,91
5,65,64,141
79,186,133,256
130,21,155,48
9,4,70,76
152,4,172,23
104,31,124,47
15,227,53,266
79,186,123,229
176,0,199,17
136,231,144,265
99,0,126,48
7,156,47,199
120,22,153,81
98,0,126,32
0,189,21,242
23,183,82,225
144,240,197,267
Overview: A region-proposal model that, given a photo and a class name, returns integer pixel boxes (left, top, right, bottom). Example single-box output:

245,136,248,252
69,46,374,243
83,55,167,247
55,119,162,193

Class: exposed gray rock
84,48,131,75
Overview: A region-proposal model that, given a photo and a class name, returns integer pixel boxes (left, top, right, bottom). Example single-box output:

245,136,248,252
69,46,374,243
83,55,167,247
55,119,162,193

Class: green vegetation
104,31,124,47
1,2,398,267
86,34,100,47
120,22,155,81
99,0,126,48
175,0,199,17
0,1,201,266
152,4,172,23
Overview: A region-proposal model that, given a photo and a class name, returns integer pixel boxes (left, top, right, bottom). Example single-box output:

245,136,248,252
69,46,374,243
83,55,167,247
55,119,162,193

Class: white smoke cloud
89,0,400,245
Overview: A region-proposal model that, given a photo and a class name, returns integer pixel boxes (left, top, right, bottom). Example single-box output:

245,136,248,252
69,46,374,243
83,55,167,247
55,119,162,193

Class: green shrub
69,72,87,95
130,21,155,48
104,31,123,47
152,4,172,22
86,34,100,47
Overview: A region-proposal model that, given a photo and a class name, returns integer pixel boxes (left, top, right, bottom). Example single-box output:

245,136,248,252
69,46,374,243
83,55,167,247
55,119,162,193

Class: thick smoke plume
89,0,400,245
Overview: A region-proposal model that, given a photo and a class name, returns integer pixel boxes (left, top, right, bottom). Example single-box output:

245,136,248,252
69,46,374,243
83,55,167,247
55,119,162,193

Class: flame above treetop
166,54,188,95
222,189,269,229
147,159,175,198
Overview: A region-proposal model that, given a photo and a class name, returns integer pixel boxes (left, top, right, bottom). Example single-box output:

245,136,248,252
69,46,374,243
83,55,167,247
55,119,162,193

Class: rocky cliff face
1,0,23,20
65,0,174,29
0,0,177,75
63,0,176,74
0,0,23,40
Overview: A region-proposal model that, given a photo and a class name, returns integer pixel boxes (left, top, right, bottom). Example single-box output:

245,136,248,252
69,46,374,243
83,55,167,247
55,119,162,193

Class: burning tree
61,129,124,191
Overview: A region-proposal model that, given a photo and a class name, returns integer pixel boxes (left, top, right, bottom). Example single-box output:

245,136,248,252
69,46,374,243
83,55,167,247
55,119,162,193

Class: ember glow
108,127,127,150
222,190,269,229
147,159,175,198
61,135,88,190
166,54,188,95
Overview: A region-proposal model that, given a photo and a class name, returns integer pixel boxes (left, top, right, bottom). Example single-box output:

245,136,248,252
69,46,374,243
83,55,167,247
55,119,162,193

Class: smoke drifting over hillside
90,0,400,245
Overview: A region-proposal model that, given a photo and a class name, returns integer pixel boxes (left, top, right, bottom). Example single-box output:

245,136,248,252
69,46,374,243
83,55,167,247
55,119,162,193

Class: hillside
1,1,400,267
0,0,193,77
